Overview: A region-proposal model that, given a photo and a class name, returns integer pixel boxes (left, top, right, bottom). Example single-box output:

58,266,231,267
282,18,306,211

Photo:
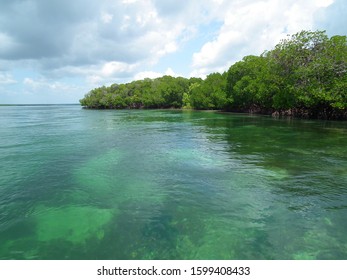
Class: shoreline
80,106,347,121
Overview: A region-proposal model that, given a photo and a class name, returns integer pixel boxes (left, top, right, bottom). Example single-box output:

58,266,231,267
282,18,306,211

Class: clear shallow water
0,105,347,260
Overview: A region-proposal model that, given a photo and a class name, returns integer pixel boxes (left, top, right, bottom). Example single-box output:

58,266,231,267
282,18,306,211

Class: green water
0,105,347,260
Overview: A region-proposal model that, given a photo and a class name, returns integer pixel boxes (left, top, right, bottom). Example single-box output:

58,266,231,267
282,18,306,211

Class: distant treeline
80,30,347,120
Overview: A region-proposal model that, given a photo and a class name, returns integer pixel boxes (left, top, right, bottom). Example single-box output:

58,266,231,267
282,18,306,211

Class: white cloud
101,13,114,24
101,61,137,77
314,0,347,36
122,0,139,4
191,0,336,77
23,77,80,92
0,0,343,103
134,67,181,80
165,67,177,76
0,72,17,85
157,42,178,56
316,0,334,8
134,71,163,80
19,76,84,103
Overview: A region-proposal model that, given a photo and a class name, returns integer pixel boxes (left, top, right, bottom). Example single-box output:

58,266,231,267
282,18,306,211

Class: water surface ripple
0,105,346,259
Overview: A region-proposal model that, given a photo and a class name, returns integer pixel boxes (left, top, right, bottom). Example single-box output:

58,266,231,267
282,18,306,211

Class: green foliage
226,55,272,110
80,30,347,119
225,30,347,118
190,73,227,109
266,31,347,115
80,76,191,109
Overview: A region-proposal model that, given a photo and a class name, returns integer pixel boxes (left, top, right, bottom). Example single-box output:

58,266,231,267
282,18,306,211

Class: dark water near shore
0,105,346,259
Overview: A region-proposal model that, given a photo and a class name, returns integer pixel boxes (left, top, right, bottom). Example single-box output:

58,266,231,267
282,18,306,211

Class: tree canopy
80,30,347,120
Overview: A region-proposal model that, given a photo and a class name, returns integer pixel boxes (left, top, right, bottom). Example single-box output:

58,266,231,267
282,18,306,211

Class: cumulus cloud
0,0,210,89
20,76,85,103
0,0,343,103
314,0,347,35
23,77,80,92
0,72,17,85
134,70,163,80
134,67,181,80
0,0,200,67
0,0,96,60
191,0,337,77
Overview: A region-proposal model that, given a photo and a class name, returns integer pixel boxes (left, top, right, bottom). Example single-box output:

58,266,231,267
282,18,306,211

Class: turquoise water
0,105,346,260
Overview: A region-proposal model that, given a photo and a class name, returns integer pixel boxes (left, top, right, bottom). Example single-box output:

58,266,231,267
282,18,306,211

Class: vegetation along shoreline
80,30,347,120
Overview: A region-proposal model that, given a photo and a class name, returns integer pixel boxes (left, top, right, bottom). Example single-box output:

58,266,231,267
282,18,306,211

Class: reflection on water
0,106,346,259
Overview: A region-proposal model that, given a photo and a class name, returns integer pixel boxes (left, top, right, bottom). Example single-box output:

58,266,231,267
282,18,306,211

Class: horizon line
0,103,80,106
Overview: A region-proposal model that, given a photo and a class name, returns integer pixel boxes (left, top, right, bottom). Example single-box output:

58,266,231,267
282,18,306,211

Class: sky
0,0,346,104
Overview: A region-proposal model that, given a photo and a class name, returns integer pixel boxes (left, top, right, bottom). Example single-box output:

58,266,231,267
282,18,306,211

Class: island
80,30,347,120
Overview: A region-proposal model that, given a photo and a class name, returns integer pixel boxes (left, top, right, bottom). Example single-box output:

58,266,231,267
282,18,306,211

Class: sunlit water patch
0,106,346,259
